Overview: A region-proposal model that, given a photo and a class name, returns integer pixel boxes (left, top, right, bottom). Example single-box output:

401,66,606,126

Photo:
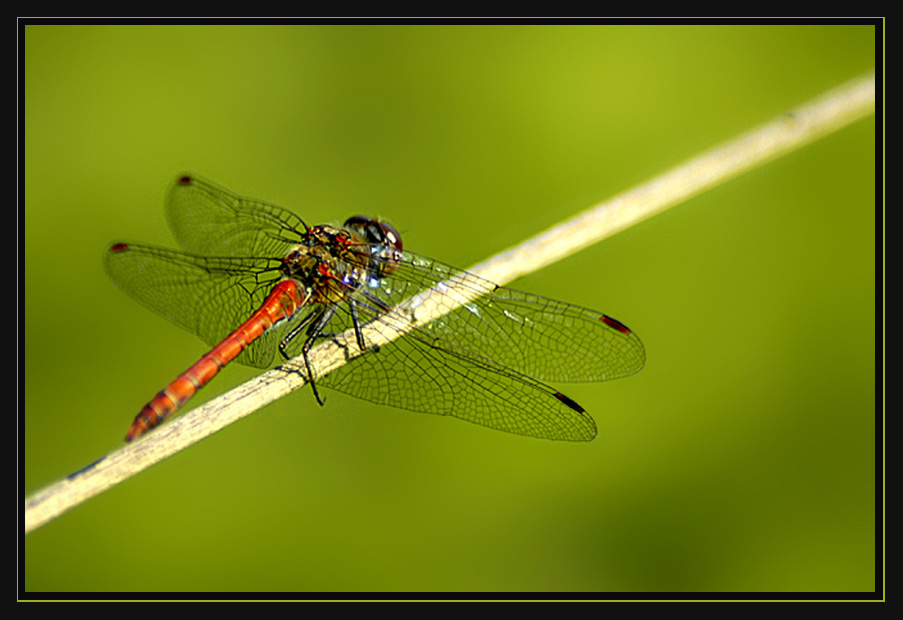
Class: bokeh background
23,24,877,594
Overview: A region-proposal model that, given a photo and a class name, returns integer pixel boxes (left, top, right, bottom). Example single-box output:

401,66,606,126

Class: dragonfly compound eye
343,216,404,276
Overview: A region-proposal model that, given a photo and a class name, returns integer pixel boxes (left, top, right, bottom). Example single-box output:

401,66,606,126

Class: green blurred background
23,24,876,594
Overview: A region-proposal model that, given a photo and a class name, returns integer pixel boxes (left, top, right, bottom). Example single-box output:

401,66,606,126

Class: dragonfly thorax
279,224,382,305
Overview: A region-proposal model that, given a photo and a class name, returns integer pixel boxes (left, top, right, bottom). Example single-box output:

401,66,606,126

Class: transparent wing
164,174,308,258
294,251,645,383
314,300,599,441
279,251,644,441
104,243,304,368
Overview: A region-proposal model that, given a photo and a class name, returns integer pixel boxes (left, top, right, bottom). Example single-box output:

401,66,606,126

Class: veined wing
318,306,600,441
165,174,308,259
302,250,646,384
279,251,643,441
104,243,301,368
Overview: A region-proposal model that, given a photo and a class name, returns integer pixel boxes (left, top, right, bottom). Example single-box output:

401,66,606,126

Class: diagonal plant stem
24,71,876,535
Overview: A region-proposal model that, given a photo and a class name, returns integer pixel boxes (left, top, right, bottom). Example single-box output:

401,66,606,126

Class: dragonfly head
343,216,404,277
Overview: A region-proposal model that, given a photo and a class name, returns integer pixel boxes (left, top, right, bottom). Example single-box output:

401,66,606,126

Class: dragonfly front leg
348,297,380,353
307,297,384,353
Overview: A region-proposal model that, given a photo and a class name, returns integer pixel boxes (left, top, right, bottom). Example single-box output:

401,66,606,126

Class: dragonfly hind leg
279,297,385,407
279,307,334,406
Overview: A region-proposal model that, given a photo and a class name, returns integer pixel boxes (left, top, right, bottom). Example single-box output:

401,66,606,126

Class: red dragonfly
105,175,645,442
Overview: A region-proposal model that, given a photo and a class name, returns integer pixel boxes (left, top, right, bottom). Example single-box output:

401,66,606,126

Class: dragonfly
105,174,645,442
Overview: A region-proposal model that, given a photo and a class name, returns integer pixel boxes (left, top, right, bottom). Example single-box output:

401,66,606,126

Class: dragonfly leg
277,307,333,406
298,306,338,406
306,295,385,352
348,298,380,353
280,296,387,406
278,310,319,362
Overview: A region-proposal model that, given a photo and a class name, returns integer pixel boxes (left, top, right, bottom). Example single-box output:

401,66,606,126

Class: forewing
332,251,646,383
165,174,307,258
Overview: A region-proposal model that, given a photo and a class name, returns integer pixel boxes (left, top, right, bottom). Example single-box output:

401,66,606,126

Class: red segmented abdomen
124,279,307,441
